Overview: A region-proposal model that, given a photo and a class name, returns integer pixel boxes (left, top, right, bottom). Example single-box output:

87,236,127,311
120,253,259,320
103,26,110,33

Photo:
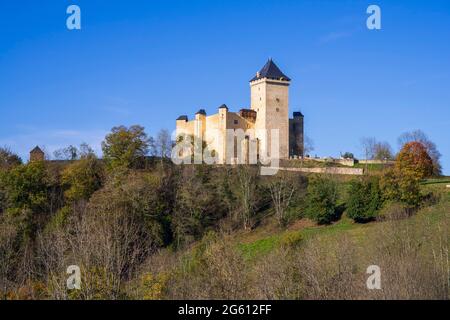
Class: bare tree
360,137,377,160
36,224,72,299
40,146,52,161
300,136,314,166
360,137,377,173
303,136,314,157
0,146,22,169
373,141,394,161
0,220,19,298
235,166,259,230
79,143,95,158
148,136,157,157
53,145,79,161
268,172,297,226
155,129,172,159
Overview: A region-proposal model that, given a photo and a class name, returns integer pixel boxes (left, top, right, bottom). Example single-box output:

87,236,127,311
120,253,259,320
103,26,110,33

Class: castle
175,59,304,164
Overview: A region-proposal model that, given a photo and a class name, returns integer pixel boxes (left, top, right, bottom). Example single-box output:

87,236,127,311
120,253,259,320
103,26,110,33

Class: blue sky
0,0,449,174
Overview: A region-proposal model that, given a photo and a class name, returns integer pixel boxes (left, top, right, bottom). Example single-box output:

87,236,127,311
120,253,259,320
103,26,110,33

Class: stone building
176,59,304,164
29,146,45,162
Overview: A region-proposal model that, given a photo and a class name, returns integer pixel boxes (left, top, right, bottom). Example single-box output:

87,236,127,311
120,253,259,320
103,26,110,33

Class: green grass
238,235,281,260
222,175,450,262
237,177,450,260
237,217,369,260
421,177,450,202
421,177,450,185
281,159,341,168
299,217,359,238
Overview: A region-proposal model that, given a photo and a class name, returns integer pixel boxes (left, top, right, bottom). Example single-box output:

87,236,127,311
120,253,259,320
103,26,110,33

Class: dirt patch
288,218,316,231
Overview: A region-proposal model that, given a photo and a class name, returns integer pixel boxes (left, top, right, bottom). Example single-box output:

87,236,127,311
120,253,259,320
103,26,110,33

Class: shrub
342,152,354,159
2,162,50,215
61,155,104,203
377,202,411,221
305,175,338,224
88,171,169,247
346,177,383,222
380,168,423,207
0,147,22,170
397,171,423,206
140,272,170,300
166,234,250,299
172,166,228,247
279,232,303,248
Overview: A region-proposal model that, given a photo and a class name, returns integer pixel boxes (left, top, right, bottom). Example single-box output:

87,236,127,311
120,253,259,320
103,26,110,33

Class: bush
172,166,228,247
305,175,338,224
397,171,423,206
377,202,411,221
279,232,303,248
0,147,22,170
61,155,104,203
87,171,170,248
139,272,170,300
346,177,383,222
2,162,50,215
342,152,354,159
380,168,423,207
165,234,250,299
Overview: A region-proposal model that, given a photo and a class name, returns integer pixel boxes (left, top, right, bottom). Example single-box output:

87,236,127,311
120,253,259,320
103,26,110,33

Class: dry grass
145,183,449,300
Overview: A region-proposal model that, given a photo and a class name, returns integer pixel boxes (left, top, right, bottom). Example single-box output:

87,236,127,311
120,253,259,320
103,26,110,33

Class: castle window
276,108,280,112
234,120,238,125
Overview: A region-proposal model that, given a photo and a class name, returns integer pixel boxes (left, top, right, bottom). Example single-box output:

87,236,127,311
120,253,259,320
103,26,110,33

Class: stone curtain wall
279,166,364,176
358,159,395,165
301,158,356,167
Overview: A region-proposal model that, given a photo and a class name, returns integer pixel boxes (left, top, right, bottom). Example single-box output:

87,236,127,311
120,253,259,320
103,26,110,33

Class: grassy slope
237,177,450,260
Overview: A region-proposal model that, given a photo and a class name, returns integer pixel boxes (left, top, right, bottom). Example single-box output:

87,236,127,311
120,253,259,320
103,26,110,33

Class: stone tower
250,59,290,160
289,112,304,157
29,146,45,162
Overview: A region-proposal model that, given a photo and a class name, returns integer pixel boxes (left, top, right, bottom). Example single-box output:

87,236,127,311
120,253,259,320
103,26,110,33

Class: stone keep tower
29,146,45,162
250,59,290,160
289,112,304,157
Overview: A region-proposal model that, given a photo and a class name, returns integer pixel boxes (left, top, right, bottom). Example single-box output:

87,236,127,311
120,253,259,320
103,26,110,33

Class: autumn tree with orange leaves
380,142,433,207
395,141,433,180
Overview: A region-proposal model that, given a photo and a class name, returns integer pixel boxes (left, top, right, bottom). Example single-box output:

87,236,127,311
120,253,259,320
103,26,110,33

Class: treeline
0,125,445,299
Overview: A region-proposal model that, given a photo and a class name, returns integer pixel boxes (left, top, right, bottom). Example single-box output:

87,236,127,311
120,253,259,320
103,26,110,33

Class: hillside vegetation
0,127,448,300
141,177,448,300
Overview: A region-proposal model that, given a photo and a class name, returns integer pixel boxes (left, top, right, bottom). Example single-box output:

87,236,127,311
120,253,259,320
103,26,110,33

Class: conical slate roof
250,59,291,82
30,146,44,154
